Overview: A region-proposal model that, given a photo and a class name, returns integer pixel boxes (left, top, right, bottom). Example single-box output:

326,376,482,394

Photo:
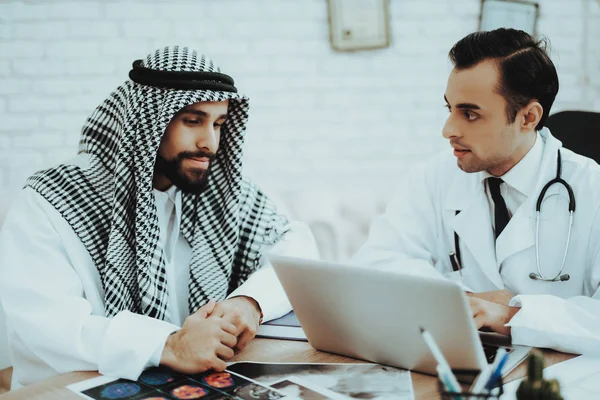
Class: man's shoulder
562,148,600,186
0,187,56,232
561,150,600,208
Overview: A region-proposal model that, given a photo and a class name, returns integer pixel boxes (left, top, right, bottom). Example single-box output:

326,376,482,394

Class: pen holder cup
438,369,503,400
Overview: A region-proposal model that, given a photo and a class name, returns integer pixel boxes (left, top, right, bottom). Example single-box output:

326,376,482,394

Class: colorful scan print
170,383,210,399
139,368,182,387
77,366,286,400
136,397,170,400
193,369,284,400
101,383,140,398
82,379,154,399
201,372,235,389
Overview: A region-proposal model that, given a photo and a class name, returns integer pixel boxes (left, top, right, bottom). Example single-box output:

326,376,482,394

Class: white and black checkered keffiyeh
26,46,289,321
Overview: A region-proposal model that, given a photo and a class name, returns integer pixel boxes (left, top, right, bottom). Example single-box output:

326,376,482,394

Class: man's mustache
177,150,216,161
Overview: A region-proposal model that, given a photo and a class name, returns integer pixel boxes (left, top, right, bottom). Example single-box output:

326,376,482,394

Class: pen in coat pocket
449,251,462,275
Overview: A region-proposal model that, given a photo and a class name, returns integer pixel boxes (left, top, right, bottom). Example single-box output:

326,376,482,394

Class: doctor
353,28,600,355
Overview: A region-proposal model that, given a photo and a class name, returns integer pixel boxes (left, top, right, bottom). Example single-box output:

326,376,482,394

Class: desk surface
0,339,575,400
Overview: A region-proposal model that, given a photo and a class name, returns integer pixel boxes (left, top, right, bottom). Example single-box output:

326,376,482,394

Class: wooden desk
0,339,575,400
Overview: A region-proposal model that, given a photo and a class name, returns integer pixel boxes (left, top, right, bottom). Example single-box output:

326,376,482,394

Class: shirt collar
154,184,179,201
480,131,543,197
164,184,179,204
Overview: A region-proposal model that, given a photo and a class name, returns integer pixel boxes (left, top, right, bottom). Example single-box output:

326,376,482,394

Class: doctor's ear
519,101,543,132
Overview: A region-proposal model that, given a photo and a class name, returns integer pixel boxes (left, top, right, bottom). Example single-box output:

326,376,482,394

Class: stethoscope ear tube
535,151,575,213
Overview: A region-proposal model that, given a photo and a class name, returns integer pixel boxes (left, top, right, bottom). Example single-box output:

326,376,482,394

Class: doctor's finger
473,314,486,330
467,297,483,311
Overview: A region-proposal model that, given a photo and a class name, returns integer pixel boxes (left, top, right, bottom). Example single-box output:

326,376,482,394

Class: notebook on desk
257,311,307,341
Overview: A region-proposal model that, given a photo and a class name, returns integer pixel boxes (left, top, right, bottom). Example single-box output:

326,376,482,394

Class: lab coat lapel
495,131,563,267
494,204,534,268
445,173,503,288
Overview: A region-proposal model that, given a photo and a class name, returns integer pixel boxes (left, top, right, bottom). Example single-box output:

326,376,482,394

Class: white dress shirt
481,132,543,234
0,186,318,389
153,185,188,327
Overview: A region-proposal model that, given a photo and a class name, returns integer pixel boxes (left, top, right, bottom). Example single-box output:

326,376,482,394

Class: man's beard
154,150,216,194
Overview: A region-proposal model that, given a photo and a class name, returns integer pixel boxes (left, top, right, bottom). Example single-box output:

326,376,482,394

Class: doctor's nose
442,117,461,140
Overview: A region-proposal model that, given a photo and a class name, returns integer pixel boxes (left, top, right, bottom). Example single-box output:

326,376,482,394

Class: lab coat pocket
434,257,463,282
435,257,474,291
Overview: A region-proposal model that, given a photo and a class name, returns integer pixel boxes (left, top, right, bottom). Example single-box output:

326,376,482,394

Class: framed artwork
479,0,539,37
327,0,390,51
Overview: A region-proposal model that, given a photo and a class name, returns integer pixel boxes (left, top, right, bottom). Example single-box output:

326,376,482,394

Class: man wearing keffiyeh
0,46,318,388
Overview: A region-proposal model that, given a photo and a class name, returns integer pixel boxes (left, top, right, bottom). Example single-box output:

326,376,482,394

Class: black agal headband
128,60,237,93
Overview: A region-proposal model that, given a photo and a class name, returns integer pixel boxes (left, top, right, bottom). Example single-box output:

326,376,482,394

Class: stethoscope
450,149,575,282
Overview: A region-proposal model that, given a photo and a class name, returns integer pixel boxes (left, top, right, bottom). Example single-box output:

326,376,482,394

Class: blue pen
484,350,510,391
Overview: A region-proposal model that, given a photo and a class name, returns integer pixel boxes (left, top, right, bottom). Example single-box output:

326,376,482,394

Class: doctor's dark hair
448,28,559,131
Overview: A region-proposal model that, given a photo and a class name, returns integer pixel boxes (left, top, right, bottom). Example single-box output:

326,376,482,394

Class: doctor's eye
463,111,479,121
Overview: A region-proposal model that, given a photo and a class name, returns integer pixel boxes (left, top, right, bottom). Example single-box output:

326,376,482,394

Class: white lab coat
353,129,600,355
0,187,318,388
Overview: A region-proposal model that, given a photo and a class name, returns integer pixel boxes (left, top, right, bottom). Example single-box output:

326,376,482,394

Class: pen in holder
438,369,504,400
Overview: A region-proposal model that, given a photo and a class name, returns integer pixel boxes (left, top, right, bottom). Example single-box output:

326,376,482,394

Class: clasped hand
161,296,262,374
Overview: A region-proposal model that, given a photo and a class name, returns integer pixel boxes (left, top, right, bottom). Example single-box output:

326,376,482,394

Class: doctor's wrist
501,306,520,335
506,306,520,322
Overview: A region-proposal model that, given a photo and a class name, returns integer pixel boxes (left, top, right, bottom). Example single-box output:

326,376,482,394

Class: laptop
269,255,530,379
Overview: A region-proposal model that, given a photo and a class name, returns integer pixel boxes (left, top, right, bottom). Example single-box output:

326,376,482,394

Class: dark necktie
488,177,510,239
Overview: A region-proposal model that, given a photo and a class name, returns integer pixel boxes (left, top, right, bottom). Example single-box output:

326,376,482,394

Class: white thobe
0,185,318,388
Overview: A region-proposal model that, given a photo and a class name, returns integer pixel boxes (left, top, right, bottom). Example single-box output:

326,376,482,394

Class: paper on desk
501,355,600,400
269,376,348,400
227,362,414,400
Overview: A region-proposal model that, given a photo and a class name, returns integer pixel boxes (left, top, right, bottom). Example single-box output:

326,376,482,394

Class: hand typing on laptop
468,296,520,336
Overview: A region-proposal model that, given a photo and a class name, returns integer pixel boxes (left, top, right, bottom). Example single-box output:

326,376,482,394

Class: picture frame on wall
327,0,390,51
479,0,539,37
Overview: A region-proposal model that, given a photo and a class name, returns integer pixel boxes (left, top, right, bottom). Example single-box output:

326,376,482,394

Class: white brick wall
0,0,599,199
